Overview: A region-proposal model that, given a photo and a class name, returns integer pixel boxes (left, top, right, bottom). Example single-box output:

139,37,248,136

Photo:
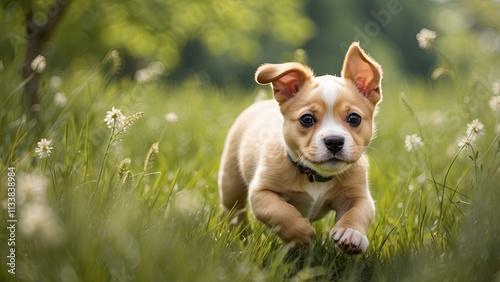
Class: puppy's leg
219,153,248,226
330,196,374,254
251,189,315,246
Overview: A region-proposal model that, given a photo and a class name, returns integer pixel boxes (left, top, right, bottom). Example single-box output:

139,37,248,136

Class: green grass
1,53,500,281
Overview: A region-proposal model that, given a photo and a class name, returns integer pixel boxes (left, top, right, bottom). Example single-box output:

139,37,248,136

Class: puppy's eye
299,114,316,128
347,113,362,127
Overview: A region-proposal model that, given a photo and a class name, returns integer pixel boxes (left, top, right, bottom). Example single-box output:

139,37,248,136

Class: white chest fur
303,181,335,220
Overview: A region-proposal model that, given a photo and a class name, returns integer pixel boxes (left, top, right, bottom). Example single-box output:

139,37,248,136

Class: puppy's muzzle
324,135,344,153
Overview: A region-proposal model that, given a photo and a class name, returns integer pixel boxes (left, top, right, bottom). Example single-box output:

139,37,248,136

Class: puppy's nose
324,136,344,153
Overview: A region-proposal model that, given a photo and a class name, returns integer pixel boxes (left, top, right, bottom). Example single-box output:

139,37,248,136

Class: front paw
330,227,369,254
277,218,315,247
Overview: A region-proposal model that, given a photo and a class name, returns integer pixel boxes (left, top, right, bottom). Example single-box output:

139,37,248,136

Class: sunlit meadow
1,29,500,281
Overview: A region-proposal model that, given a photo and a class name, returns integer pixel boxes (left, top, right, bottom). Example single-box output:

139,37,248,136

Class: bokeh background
2,0,499,87
1,0,500,281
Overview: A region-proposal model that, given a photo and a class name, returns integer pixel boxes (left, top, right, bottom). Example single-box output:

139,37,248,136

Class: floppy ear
255,62,314,104
341,42,383,104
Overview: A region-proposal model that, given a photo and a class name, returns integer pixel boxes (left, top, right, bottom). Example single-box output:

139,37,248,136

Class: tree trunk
20,0,72,119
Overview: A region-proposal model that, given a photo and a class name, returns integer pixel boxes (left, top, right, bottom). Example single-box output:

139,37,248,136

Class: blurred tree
2,0,495,93
95,0,315,71
2,0,72,118
1,0,315,85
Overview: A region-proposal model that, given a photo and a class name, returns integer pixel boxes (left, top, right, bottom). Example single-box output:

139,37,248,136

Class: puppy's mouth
317,153,353,165
322,156,349,164
301,154,354,176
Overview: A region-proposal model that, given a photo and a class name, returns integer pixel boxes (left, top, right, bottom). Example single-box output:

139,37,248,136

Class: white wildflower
134,68,154,83
50,75,63,90
165,112,179,123
405,134,424,152
19,204,65,246
148,61,165,75
54,92,67,107
104,107,126,129
134,61,164,83
31,54,46,73
465,119,485,140
458,119,485,148
34,138,53,159
17,173,48,206
493,81,500,95
173,191,203,217
489,95,500,113
458,135,475,148
416,28,437,49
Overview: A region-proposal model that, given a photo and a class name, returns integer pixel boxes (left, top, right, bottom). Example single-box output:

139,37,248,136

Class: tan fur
218,42,382,254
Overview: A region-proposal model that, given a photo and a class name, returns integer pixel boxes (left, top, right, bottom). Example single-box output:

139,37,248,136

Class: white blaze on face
316,77,354,161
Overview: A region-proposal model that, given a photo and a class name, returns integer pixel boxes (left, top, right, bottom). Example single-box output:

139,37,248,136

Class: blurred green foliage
1,0,314,84
1,0,499,86
1,1,500,281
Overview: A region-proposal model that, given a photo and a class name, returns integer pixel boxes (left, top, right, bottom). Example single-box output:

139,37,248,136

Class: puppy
218,42,382,254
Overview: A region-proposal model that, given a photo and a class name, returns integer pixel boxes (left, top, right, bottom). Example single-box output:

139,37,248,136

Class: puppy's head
255,42,382,177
